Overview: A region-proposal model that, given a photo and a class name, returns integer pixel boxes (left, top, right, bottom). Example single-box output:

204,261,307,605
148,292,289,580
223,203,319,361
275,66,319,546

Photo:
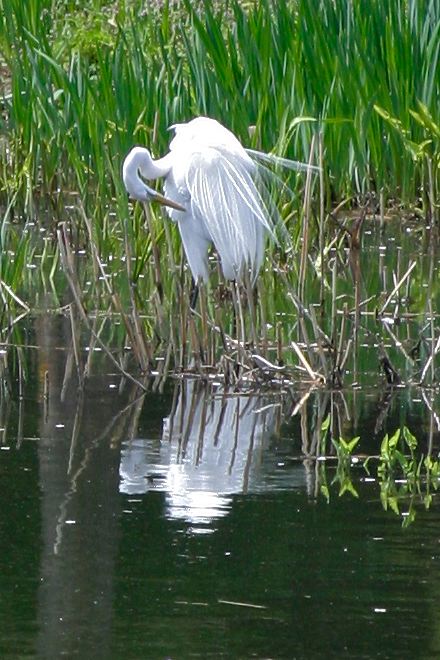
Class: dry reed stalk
421,389,440,441
257,279,268,358
276,321,283,365
339,336,353,374
125,388,147,444
244,270,258,348
57,223,148,390
328,305,347,387
67,389,84,475
122,214,154,371
16,393,24,449
298,135,316,300
379,189,385,232
332,304,351,379
68,302,83,385
198,282,209,363
419,302,439,384
330,256,337,343
188,302,233,358
82,209,153,371
319,132,325,308
290,340,323,382
378,260,416,316
153,340,173,392
178,283,189,369
208,303,218,366
271,254,330,349
164,382,180,442
196,393,209,464
99,383,149,448
83,309,102,379
163,306,178,375
308,305,330,379
181,384,199,454
214,307,228,352
15,347,24,449
0,279,30,312
381,322,413,364
426,156,436,225
242,408,259,493
143,203,164,302
300,403,311,458
396,246,402,286
336,305,347,368
60,346,75,402
298,309,315,368
0,310,29,340
162,215,178,278
232,281,246,352
188,314,202,371
43,368,49,423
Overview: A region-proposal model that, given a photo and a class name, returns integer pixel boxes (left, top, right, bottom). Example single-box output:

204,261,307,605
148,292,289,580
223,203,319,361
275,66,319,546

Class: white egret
123,116,316,285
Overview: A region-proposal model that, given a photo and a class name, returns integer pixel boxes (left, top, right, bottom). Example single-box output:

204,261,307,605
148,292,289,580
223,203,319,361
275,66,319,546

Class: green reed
2,0,439,207
0,1,439,381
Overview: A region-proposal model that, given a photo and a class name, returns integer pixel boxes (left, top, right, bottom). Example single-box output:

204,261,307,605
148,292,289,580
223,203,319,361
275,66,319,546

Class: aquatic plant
318,425,440,526
0,1,439,383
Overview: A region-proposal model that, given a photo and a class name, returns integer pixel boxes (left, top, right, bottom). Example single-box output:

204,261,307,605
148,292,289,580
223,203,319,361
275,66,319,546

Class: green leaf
388,428,401,451
388,497,400,516
403,427,418,452
380,433,390,457
410,101,440,139
402,509,416,528
347,436,360,453
321,416,330,433
320,484,330,502
339,480,359,498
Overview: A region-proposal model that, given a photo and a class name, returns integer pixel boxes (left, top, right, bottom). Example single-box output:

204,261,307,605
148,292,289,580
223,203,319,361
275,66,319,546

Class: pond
1,309,440,658
2,2,440,656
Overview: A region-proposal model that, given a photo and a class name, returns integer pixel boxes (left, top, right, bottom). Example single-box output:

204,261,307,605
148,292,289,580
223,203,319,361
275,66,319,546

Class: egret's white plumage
123,117,314,283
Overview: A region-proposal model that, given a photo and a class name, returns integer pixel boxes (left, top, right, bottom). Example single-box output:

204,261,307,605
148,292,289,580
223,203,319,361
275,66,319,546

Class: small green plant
331,435,360,498
319,426,440,527
373,427,440,526
318,417,360,501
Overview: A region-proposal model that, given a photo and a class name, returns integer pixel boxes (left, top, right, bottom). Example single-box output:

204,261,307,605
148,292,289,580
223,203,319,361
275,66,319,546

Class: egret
123,116,316,287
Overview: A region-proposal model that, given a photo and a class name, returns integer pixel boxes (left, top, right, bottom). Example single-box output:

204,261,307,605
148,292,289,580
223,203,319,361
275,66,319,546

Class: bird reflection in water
119,380,279,530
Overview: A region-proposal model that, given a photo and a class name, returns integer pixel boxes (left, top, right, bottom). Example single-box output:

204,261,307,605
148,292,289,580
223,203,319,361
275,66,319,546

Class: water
1,215,440,657
1,321,440,658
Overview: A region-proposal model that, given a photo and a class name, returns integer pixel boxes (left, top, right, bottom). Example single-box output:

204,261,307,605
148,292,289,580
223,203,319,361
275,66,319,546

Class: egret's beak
151,190,186,212
143,182,185,212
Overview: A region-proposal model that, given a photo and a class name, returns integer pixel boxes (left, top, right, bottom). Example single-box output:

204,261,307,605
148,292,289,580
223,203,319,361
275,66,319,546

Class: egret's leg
190,278,199,310
230,280,238,338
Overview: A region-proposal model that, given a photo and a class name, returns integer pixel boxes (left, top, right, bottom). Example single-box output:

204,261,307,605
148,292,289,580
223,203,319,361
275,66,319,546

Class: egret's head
122,146,185,212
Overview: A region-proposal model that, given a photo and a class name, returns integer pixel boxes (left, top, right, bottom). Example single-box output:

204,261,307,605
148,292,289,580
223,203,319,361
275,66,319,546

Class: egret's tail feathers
187,148,274,284
252,168,291,247
246,148,321,174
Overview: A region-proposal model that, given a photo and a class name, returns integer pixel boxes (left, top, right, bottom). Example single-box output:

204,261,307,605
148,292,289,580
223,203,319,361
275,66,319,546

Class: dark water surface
1,317,440,659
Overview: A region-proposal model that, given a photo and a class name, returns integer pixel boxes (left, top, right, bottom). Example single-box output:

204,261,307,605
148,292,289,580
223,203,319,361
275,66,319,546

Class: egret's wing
186,147,274,282
246,148,321,173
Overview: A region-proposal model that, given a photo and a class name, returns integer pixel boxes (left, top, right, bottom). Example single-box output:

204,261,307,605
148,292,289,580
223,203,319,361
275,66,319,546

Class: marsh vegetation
1,0,439,381
0,0,438,513
1,4,440,655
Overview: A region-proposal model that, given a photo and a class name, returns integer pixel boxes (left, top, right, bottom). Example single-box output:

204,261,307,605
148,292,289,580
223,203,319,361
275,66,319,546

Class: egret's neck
122,147,173,201
126,148,172,180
